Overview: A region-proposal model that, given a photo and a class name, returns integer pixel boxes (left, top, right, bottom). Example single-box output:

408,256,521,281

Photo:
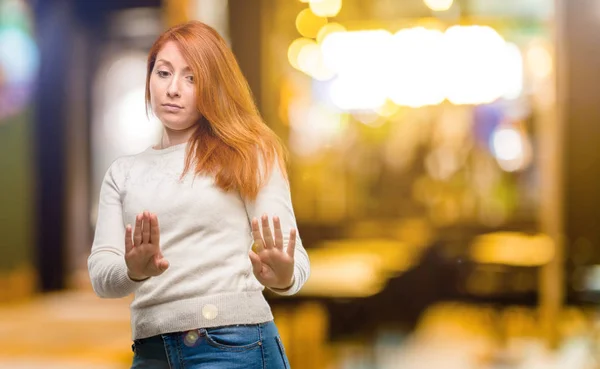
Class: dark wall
228,0,263,111
32,0,161,292
562,0,600,267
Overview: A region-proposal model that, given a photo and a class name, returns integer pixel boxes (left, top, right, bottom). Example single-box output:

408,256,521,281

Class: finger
155,257,169,272
249,250,262,277
273,216,283,250
150,213,160,246
133,214,143,246
261,214,274,249
125,224,133,253
142,211,151,244
251,218,265,251
286,229,297,258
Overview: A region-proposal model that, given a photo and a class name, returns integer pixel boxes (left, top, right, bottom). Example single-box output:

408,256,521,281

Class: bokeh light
309,0,342,18
423,0,454,12
316,22,346,44
296,8,327,39
0,0,39,120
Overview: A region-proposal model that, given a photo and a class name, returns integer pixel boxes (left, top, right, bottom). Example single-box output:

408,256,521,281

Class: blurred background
1,0,600,367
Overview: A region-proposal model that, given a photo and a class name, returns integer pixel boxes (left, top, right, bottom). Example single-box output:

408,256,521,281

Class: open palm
125,211,169,280
249,215,296,290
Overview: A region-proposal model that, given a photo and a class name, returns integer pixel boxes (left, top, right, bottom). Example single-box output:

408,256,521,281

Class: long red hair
145,21,288,200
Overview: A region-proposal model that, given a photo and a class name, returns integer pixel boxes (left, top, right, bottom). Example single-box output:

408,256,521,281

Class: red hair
145,21,288,200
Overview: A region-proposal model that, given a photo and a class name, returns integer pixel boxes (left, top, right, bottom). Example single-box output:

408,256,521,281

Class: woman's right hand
125,211,169,281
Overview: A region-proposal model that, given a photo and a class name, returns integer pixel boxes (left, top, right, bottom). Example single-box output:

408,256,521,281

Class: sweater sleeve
87,157,143,298
243,159,310,296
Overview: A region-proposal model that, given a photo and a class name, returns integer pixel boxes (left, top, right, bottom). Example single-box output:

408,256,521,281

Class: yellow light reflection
296,239,415,298
297,42,320,73
375,99,400,117
470,232,555,266
423,0,454,11
299,254,385,297
526,40,553,79
288,101,346,157
316,22,346,44
295,8,327,39
288,37,314,71
293,24,524,108
297,42,335,81
309,0,342,17
352,111,383,126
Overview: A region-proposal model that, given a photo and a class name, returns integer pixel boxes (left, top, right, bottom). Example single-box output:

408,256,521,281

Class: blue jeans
131,321,291,369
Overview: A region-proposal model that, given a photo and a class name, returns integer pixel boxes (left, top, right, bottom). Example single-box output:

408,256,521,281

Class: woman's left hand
249,214,296,290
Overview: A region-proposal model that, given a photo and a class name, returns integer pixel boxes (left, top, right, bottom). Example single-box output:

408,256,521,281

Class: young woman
88,20,309,368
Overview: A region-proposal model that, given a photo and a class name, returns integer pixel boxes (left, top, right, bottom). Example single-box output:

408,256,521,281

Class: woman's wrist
127,270,150,282
270,276,295,291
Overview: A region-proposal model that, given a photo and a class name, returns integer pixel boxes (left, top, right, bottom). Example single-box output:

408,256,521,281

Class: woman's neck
157,126,197,149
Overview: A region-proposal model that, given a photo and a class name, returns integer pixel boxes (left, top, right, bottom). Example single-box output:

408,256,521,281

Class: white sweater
87,142,310,339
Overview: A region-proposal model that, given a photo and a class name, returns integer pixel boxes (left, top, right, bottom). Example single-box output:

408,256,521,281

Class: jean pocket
204,325,262,351
275,336,290,369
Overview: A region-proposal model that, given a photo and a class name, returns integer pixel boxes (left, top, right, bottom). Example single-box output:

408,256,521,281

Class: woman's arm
87,158,144,298
244,160,310,296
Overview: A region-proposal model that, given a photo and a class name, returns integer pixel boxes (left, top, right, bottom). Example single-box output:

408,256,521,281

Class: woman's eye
186,75,195,83
157,70,170,78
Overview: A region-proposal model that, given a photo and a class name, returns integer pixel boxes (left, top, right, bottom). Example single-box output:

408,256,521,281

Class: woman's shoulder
105,153,139,181
109,145,160,170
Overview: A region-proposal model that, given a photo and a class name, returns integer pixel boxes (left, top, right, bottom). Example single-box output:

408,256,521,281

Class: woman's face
150,41,201,131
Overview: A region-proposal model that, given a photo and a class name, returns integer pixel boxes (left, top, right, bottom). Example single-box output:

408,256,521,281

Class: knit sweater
87,142,310,339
